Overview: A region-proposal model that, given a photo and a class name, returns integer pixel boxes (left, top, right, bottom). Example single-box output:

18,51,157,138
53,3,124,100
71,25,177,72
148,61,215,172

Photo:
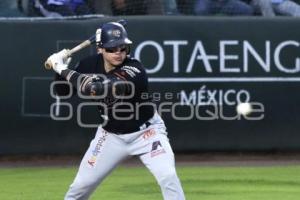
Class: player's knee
156,169,178,186
156,170,185,199
73,179,98,190
65,179,99,199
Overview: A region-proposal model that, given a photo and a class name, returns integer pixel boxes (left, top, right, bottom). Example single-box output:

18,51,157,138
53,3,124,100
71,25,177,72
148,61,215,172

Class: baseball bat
44,35,96,69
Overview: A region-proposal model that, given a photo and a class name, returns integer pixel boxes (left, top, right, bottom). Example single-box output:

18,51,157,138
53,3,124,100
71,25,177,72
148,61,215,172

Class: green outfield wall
1,16,300,154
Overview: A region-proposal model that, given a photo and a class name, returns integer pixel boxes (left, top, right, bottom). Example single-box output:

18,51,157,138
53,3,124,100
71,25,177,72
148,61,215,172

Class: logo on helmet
112,29,121,37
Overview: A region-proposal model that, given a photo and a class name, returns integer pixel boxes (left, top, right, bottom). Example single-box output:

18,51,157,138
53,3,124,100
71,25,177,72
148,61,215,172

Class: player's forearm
60,69,109,97
60,69,130,98
60,69,95,95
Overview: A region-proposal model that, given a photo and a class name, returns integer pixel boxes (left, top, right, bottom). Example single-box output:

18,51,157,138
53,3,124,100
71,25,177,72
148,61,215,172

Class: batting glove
48,49,72,75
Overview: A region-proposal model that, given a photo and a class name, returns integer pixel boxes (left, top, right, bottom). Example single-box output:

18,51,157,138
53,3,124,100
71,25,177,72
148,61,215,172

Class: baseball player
48,20,185,200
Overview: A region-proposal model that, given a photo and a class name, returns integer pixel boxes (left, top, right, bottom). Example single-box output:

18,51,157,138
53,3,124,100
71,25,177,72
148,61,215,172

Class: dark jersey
54,54,155,134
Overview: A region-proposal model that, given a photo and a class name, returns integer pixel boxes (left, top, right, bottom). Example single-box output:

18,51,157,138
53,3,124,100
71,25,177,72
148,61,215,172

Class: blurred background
1,0,300,158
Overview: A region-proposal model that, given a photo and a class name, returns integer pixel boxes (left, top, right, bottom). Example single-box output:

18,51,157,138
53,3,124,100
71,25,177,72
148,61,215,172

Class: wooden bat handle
44,39,92,69
68,39,92,55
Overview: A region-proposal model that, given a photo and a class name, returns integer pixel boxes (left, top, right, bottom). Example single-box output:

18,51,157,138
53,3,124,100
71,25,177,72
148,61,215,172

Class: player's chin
112,59,124,66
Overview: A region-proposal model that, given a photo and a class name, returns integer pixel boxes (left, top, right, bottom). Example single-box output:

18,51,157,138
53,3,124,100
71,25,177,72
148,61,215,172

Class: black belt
103,120,152,135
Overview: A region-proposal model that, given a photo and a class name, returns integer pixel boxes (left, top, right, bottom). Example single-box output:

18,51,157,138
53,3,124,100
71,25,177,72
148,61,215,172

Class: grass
0,165,300,200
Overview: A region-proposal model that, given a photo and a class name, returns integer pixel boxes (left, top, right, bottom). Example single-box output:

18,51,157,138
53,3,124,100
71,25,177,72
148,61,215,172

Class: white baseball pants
64,113,185,200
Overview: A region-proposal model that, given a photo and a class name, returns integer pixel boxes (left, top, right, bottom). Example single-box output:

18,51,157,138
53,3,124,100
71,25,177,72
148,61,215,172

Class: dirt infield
1,152,300,167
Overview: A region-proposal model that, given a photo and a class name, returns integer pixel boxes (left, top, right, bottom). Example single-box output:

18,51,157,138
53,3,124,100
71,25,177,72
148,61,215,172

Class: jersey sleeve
53,61,82,96
110,59,148,94
53,55,99,96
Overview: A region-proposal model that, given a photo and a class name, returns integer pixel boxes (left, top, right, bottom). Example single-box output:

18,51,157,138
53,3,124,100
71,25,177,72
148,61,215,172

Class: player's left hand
47,49,72,75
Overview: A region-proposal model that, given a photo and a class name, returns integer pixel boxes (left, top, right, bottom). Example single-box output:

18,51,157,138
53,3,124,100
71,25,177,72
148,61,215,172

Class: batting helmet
96,21,132,48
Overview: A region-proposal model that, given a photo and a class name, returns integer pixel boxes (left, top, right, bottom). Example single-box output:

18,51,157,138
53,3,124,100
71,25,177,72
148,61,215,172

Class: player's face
102,44,128,67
